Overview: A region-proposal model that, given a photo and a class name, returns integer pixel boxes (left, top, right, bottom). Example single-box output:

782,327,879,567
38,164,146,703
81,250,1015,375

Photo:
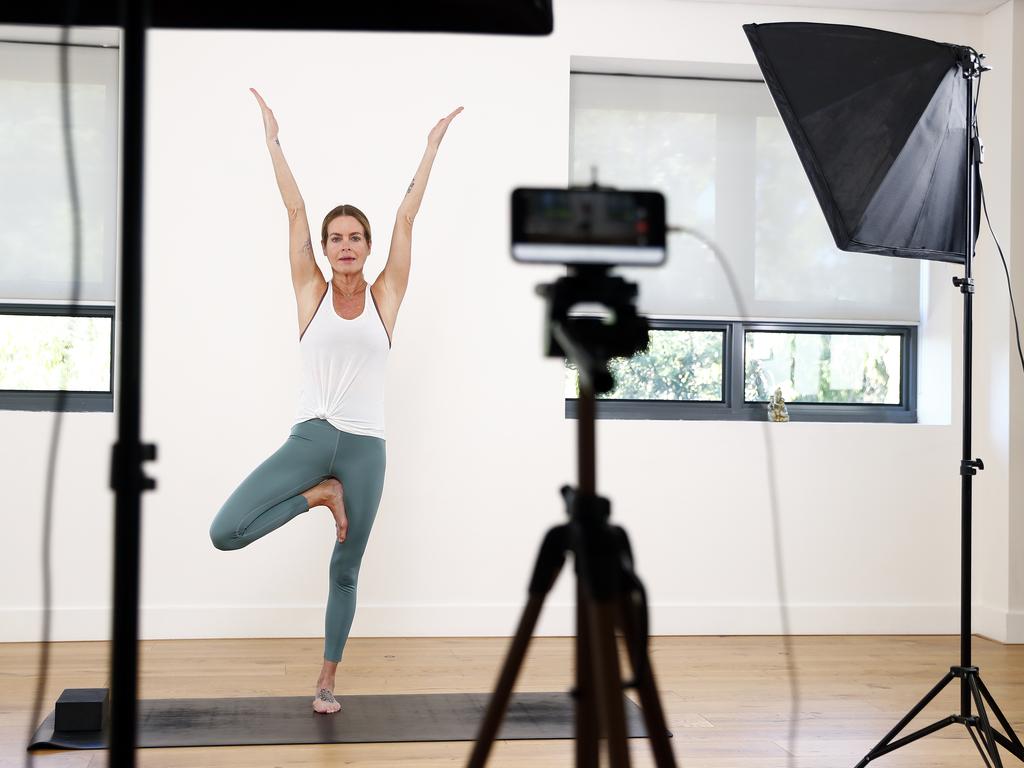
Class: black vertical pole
854,50,1024,768
578,385,595,496
576,386,598,767
110,2,150,765
960,72,976,719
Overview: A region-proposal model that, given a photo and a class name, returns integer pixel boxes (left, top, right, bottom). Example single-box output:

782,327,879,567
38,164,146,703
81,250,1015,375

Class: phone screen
511,188,666,266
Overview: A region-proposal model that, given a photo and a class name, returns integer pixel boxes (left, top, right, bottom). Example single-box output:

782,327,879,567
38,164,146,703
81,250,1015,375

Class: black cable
979,174,1024,378
25,7,81,764
971,73,1024,380
667,225,800,768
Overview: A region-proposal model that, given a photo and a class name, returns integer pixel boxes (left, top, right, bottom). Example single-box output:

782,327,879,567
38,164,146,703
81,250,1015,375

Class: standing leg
312,430,386,711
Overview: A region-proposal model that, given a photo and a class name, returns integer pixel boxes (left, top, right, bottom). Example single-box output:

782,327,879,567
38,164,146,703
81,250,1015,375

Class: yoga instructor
209,88,462,714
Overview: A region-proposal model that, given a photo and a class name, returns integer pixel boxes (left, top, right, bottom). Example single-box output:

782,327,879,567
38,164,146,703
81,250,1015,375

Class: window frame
0,302,116,413
564,319,917,423
0,29,121,414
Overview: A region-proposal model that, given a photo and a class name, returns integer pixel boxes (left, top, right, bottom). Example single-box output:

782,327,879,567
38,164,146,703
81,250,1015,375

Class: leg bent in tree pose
209,418,382,714
214,87,460,713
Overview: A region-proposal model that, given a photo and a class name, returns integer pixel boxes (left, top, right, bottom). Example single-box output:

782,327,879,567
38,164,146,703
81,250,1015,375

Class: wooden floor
4,634,1024,767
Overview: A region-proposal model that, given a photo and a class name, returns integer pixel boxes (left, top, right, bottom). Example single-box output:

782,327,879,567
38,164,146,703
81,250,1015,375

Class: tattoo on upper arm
406,177,415,195
302,238,313,254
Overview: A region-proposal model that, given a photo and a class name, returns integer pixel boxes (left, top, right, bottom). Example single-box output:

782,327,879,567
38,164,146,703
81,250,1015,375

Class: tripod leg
576,584,599,767
968,723,996,768
970,674,1005,768
977,677,1024,760
854,671,955,768
586,598,631,768
468,527,568,768
616,593,676,767
466,595,546,768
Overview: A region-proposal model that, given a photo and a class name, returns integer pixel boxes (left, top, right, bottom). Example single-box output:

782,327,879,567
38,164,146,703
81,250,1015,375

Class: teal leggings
209,418,386,662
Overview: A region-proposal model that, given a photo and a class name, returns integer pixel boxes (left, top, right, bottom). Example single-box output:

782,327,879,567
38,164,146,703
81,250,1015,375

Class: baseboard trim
0,602,978,644
974,603,1008,643
1006,608,1024,643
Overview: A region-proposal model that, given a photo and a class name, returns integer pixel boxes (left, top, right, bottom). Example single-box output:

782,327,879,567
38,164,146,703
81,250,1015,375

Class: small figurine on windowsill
768,387,790,422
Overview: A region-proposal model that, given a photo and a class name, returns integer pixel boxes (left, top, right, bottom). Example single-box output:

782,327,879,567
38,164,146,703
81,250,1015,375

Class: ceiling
683,0,1005,14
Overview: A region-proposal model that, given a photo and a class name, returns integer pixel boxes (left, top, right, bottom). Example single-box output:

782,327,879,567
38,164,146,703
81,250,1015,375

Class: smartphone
511,187,666,266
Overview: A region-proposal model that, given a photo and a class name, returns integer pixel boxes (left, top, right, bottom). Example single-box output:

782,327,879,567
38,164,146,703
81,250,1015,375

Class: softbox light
743,22,978,264
743,22,1024,768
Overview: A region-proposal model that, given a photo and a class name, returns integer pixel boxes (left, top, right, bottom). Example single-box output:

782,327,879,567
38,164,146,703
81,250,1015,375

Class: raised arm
380,107,463,303
250,88,322,302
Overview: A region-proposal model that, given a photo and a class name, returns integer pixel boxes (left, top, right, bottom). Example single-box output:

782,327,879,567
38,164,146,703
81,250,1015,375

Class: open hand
427,106,463,148
250,87,279,143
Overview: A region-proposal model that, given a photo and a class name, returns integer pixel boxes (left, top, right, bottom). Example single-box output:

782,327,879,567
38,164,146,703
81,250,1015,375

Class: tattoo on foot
317,688,337,703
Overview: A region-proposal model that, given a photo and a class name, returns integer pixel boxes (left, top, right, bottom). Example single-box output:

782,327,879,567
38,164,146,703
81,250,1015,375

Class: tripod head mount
535,266,650,395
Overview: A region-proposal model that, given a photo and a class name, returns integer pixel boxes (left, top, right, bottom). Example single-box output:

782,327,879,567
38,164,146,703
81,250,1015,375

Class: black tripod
467,268,676,767
855,54,1024,768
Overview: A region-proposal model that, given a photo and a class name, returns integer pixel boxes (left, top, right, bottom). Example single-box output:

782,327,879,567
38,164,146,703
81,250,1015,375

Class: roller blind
569,72,921,323
0,38,119,303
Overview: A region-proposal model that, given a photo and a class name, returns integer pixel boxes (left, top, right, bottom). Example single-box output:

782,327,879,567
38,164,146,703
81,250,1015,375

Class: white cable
668,224,799,766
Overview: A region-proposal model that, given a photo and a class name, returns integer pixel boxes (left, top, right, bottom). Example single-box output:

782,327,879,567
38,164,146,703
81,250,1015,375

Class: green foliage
745,332,898,404
0,315,100,390
565,330,723,401
565,329,898,406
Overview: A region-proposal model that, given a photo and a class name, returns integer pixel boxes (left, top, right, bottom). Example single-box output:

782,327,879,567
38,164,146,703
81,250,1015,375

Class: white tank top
293,281,390,439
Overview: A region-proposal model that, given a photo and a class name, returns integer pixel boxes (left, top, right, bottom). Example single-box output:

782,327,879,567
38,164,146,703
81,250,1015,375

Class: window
566,70,920,422
0,29,120,412
0,304,115,411
564,320,916,422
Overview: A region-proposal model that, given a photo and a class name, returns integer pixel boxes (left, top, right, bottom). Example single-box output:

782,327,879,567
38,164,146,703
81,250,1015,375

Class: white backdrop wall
4,0,1023,646
1011,0,1024,643
975,0,1014,644
1000,0,1024,641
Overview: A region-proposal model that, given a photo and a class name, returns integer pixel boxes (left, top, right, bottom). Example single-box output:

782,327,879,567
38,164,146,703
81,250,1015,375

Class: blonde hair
321,204,372,247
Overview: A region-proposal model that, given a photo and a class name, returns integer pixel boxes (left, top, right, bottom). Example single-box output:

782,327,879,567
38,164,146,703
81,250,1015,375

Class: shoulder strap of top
299,280,331,342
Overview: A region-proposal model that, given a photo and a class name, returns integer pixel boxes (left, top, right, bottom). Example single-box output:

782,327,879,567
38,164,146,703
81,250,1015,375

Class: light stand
854,51,1024,768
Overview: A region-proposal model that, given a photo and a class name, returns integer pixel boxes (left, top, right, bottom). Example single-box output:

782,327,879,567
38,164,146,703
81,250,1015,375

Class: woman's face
324,215,371,276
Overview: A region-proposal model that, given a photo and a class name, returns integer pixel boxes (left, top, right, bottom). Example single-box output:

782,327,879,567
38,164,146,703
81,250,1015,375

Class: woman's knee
209,517,245,551
330,559,361,590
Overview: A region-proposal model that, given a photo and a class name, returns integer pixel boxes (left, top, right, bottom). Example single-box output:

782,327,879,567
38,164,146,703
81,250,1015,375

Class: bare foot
312,686,341,714
303,478,348,543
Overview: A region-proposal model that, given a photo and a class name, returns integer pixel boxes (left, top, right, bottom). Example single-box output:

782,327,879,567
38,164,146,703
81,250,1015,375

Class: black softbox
743,22,979,264
744,23,1024,768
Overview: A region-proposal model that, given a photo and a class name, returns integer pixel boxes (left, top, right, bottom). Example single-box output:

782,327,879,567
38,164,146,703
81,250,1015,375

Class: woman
209,88,461,715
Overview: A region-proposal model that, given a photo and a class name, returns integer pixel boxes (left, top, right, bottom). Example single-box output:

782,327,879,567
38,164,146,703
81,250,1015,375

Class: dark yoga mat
29,691,661,749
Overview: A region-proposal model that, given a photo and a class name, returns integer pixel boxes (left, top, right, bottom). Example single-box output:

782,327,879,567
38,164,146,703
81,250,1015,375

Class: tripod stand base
855,667,1024,767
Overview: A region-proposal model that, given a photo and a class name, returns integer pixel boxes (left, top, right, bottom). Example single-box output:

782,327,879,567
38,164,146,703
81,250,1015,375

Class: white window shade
570,72,921,324
0,39,119,303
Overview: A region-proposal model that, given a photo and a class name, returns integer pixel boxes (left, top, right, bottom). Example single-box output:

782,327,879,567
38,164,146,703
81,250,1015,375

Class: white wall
975,0,1013,643
1003,0,1024,640
973,0,1024,643
7,0,1023,647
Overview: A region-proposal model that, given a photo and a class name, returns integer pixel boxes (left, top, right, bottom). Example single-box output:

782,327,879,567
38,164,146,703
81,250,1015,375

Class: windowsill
0,391,114,413
564,398,916,424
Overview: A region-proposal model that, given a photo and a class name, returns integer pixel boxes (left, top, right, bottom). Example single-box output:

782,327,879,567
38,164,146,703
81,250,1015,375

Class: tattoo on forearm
406,177,415,195
274,138,280,145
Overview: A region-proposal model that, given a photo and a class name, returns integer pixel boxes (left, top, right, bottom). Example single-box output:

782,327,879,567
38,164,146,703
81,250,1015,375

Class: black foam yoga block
55,688,109,732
